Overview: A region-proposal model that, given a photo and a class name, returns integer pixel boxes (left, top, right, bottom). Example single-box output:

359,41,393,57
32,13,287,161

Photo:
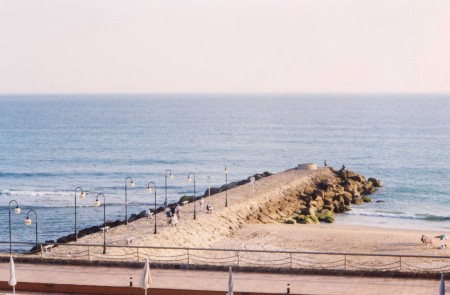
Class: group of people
199,197,213,213
148,197,214,228
164,204,181,226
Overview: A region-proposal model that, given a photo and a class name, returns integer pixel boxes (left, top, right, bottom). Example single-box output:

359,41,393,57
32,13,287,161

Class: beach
214,223,449,255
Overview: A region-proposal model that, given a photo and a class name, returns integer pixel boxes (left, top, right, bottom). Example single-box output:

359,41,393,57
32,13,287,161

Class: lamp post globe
146,181,157,234
9,200,21,254
24,209,38,250
187,172,196,220
224,165,229,207
164,169,173,205
95,193,107,254
74,187,86,241
124,177,134,225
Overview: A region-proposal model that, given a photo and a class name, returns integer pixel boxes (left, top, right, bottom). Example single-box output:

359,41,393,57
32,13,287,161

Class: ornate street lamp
74,187,86,241
187,172,196,220
95,193,107,254
207,176,211,198
146,181,157,234
164,169,173,207
24,209,38,250
8,200,21,254
224,165,229,207
124,176,135,225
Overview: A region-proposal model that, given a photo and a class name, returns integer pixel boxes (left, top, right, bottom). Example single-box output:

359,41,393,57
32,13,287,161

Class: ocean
1,94,449,252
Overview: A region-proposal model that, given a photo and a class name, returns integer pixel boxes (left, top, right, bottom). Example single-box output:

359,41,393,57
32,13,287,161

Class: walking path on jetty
0,262,442,295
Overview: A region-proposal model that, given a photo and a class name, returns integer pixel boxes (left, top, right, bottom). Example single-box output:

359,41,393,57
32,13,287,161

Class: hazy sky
1,0,449,94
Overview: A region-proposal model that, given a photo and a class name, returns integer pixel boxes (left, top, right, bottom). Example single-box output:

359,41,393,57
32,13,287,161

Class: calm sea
1,94,449,252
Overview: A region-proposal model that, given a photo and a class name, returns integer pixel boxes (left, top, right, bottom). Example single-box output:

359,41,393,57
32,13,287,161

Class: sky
0,0,449,94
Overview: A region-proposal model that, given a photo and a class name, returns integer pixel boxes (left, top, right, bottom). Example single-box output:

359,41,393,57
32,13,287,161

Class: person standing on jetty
165,207,172,225
175,204,181,220
199,197,204,211
206,202,213,213
171,212,178,226
147,208,153,219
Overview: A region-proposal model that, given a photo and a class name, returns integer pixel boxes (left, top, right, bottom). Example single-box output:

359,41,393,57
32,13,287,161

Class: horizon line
1,92,449,97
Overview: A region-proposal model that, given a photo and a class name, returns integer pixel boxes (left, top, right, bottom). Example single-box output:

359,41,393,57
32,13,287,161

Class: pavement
0,262,446,295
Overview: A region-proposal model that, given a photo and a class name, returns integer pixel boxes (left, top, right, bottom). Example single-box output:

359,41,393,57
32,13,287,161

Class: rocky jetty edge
282,166,382,224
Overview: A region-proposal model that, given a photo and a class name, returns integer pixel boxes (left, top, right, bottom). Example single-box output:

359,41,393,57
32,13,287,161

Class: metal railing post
40,244,43,258
88,245,91,261
137,248,140,262
237,251,240,266
344,254,347,270
290,253,293,268
187,249,190,264
399,256,402,271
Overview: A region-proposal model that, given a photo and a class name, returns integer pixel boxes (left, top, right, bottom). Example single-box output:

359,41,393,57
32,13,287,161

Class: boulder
284,219,296,224
324,190,335,199
257,214,269,224
247,216,258,224
304,185,315,195
314,189,325,198
368,178,382,187
276,209,287,217
308,206,317,216
350,174,365,183
323,204,335,212
361,196,372,203
341,192,353,203
315,196,324,208
316,210,335,223
293,214,306,223
323,196,333,205
316,181,330,190
353,197,363,205
309,200,319,208
303,216,316,224
332,185,344,194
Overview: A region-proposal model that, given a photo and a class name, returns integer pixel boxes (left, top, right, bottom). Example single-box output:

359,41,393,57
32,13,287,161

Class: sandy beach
213,223,449,255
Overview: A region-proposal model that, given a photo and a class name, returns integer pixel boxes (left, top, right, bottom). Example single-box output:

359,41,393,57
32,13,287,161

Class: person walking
206,202,213,213
175,204,181,220
165,207,172,225
199,197,204,211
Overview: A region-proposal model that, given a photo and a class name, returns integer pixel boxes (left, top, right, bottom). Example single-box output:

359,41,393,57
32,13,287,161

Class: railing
2,241,450,274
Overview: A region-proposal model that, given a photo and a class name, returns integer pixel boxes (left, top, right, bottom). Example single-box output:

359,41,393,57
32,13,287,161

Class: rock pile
289,167,382,224
241,167,382,226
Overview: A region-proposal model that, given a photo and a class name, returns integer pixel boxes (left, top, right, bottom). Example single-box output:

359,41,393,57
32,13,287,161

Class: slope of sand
212,223,449,256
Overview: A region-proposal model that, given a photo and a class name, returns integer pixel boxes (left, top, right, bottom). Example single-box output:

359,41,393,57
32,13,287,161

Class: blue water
1,94,450,251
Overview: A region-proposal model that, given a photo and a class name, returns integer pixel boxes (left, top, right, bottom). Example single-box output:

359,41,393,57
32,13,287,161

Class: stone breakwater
44,172,275,249
284,167,382,224
46,165,381,255
240,166,381,226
